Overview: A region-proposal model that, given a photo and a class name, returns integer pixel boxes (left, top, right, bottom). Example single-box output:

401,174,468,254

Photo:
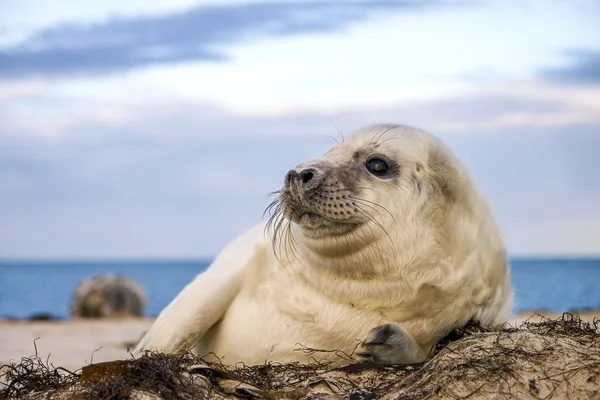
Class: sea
0,258,599,320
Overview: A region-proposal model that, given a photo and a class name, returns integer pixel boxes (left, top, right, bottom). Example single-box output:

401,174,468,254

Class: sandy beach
1,312,599,374
0,318,153,373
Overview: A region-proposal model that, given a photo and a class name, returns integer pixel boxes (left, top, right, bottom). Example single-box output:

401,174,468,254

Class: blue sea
0,258,599,320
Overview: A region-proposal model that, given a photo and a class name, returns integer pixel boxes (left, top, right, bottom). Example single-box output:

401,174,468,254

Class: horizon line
1,254,600,263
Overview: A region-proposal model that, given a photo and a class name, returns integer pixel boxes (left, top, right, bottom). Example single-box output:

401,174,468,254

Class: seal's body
71,274,146,319
135,124,513,366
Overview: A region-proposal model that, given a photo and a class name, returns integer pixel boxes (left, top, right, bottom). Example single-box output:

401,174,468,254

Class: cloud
1,80,599,257
0,0,445,78
539,49,600,85
2,79,598,142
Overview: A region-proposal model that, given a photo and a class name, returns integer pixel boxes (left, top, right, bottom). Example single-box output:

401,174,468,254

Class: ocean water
0,258,599,320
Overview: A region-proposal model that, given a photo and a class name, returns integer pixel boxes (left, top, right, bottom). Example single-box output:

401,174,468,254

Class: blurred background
0,0,599,321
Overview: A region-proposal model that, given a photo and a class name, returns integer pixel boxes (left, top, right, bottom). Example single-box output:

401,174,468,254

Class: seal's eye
366,157,389,176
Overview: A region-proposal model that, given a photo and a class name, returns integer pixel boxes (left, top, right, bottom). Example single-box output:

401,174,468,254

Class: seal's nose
285,168,318,189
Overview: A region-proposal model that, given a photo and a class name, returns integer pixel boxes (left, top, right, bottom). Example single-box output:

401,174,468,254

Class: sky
0,0,599,259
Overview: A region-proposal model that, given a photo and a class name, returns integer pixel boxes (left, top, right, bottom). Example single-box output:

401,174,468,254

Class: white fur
135,124,513,366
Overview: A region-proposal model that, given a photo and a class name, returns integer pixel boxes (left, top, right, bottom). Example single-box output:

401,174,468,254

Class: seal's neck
294,219,437,277
281,218,444,307
300,233,387,279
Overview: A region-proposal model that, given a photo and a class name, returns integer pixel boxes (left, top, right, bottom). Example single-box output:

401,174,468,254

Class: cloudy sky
0,0,599,259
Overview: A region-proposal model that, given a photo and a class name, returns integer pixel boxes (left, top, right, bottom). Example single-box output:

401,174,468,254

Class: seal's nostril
285,170,298,187
301,170,314,184
286,168,315,188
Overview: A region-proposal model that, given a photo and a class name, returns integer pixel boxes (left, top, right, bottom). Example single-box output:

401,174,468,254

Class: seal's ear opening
428,147,457,203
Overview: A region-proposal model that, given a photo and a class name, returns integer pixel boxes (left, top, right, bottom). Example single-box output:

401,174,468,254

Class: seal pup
135,124,513,366
71,274,146,318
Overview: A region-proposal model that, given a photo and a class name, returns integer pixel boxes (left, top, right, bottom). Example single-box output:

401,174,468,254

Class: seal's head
279,124,434,235
268,124,502,279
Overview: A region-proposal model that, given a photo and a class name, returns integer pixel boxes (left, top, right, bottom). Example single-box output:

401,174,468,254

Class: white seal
135,124,513,366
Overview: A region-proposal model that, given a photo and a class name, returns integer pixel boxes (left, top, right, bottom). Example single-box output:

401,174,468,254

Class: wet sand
1,312,598,373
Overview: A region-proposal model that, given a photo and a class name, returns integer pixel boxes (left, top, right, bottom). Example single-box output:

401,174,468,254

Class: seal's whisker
264,196,291,263
271,217,283,257
285,221,306,270
321,134,340,146
354,204,395,253
376,136,403,146
371,125,396,146
351,207,394,259
327,119,345,144
283,221,295,267
265,206,280,236
351,199,398,238
347,220,391,264
353,186,404,208
273,213,289,262
350,196,397,224
264,198,281,220
353,186,376,192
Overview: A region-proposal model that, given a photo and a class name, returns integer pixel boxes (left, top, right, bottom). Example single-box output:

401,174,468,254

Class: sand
1,312,599,374
0,318,153,373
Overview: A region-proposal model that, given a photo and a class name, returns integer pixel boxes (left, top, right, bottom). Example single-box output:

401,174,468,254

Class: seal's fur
135,124,513,366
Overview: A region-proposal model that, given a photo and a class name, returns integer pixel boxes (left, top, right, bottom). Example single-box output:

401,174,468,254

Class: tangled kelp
1,313,599,400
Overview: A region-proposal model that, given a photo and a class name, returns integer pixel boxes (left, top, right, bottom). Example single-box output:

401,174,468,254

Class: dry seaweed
0,338,80,399
75,352,206,400
0,351,212,400
1,313,599,400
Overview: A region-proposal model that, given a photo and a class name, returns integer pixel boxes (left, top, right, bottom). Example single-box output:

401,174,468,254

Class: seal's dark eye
366,157,389,176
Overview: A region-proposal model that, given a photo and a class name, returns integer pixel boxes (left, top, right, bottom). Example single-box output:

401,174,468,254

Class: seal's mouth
284,201,329,227
298,211,329,226
294,209,358,238
279,191,329,226
278,191,361,238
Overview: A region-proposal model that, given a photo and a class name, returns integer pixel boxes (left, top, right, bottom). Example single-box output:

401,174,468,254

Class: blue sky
0,0,599,258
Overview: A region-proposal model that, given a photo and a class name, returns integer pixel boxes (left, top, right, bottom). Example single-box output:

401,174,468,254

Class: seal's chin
298,212,327,226
292,211,360,238
287,209,329,228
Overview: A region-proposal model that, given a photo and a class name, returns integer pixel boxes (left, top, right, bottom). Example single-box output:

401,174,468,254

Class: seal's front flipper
134,223,268,356
355,323,428,364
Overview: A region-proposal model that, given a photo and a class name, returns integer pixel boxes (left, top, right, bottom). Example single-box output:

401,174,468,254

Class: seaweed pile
1,313,599,400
